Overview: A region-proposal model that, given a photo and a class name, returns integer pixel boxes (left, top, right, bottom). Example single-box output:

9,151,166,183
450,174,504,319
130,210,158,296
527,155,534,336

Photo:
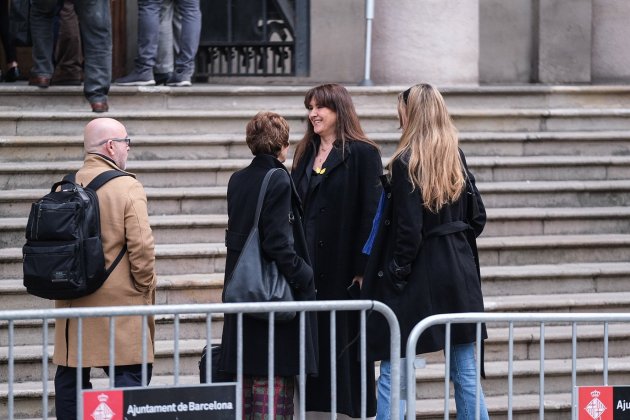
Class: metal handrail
1,300,400,420
360,0,375,86
405,312,630,420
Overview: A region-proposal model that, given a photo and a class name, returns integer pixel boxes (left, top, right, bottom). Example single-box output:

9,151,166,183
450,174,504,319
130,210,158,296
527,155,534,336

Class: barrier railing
405,312,630,420
1,300,400,420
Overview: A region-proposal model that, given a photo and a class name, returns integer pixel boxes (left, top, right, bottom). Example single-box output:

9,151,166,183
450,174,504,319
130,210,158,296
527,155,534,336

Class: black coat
291,139,382,417
361,150,487,361
218,154,318,377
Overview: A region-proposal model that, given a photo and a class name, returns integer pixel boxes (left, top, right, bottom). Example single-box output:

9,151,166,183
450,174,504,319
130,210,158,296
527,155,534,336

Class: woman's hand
352,276,363,288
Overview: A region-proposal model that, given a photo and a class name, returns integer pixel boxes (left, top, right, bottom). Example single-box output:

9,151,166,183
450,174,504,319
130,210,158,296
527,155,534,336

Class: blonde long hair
388,83,464,213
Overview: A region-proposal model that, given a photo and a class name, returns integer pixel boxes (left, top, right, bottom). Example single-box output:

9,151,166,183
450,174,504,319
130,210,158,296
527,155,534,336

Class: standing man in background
115,0,201,87
29,0,112,112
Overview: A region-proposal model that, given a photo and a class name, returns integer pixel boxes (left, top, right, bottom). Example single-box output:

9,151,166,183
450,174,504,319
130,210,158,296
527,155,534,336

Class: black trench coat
361,150,487,362
218,154,318,377
291,139,382,417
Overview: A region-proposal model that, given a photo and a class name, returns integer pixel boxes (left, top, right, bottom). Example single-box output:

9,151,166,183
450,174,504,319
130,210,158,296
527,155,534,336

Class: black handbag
223,168,296,322
199,344,231,383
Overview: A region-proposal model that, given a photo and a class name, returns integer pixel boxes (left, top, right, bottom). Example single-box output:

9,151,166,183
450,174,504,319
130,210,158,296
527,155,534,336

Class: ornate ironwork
196,0,309,78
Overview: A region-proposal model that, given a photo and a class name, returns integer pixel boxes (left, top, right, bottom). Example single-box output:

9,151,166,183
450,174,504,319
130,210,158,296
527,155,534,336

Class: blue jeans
30,0,111,103
136,0,200,77
376,359,406,420
448,343,489,420
376,344,489,420
156,0,179,74
172,0,201,77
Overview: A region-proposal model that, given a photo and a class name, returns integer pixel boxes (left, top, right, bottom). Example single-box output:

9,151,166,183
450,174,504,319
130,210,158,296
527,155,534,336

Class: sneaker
115,70,155,86
154,72,172,86
165,70,192,87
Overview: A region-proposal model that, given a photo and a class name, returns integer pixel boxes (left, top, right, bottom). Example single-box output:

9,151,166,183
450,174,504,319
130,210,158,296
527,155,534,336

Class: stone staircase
1,84,630,419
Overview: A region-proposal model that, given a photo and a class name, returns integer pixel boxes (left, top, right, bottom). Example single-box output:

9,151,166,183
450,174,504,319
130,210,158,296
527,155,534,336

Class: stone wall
479,0,534,84
592,0,630,83
121,0,630,85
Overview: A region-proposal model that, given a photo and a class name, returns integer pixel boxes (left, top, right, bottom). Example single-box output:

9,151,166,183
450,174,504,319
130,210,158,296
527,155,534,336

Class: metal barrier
1,300,400,420
405,312,630,420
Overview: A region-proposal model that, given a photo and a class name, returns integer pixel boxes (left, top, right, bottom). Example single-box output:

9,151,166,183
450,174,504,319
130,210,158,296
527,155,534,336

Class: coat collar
83,153,136,177
250,153,287,170
296,138,353,179
251,154,305,214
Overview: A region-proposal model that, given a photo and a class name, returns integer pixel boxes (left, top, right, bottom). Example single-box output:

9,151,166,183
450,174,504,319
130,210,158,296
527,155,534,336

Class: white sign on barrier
83,383,237,420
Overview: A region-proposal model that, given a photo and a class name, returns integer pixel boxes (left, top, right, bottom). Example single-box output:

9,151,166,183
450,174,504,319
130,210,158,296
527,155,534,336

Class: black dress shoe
28,75,51,88
4,66,20,82
90,101,109,113
154,72,172,86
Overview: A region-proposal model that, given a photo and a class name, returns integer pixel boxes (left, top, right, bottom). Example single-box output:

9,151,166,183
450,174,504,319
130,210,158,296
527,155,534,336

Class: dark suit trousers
54,363,153,420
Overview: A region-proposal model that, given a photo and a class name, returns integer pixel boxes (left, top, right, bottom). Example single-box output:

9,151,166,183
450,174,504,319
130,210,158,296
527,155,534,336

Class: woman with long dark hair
362,83,489,419
291,84,383,418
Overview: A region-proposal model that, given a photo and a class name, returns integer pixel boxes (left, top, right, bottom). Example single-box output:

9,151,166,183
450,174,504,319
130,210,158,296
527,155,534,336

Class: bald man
53,118,157,420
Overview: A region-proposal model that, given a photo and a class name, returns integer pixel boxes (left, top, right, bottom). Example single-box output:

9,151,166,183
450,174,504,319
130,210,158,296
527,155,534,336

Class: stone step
0,311,224,350
0,159,249,189
3,233,630,279
5,108,630,137
2,179,629,218
4,130,630,163
479,180,630,208
5,85,630,112
484,207,630,237
0,186,229,218
0,243,227,280
414,355,630,399
0,273,224,311
3,314,626,377
485,291,630,313
481,262,630,296
0,373,211,420
0,388,576,420
0,214,230,248
460,130,630,158
2,260,629,311
414,392,571,420
471,155,630,182
3,206,629,250
0,338,217,383
4,154,630,189
4,233,630,279
0,355,618,419
479,234,630,266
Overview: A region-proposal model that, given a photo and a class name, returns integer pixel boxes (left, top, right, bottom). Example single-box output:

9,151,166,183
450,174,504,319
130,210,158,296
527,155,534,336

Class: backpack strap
66,170,133,277
63,170,132,191
105,244,128,277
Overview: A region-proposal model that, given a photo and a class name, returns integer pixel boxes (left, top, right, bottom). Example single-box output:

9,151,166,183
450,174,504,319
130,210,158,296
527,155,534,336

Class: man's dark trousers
54,363,153,420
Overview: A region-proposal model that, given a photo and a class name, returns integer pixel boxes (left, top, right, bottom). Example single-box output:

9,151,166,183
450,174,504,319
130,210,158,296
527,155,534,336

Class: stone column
371,0,479,85
534,0,592,83
592,0,630,83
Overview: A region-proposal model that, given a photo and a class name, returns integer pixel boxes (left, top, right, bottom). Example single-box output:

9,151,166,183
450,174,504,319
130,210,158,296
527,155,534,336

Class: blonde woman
361,84,489,419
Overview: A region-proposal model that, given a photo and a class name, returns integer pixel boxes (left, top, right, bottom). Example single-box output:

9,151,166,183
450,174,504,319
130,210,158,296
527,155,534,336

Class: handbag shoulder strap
253,168,283,226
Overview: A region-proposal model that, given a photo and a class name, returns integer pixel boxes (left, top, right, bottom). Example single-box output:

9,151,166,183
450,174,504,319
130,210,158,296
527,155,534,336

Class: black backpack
22,170,131,300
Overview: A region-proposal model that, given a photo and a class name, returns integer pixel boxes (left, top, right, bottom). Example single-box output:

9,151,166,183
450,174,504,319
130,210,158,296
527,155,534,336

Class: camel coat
53,154,157,367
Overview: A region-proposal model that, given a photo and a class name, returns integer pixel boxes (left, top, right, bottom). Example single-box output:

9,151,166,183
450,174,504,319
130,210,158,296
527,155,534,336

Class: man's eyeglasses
97,137,132,147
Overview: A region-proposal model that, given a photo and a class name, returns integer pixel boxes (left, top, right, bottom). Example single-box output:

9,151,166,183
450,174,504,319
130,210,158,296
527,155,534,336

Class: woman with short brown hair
220,111,318,419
